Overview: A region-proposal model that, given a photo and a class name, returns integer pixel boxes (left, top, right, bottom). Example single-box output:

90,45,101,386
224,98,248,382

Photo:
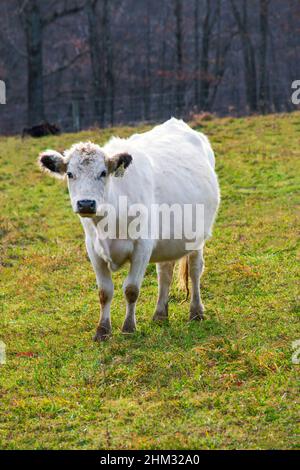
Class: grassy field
0,113,299,450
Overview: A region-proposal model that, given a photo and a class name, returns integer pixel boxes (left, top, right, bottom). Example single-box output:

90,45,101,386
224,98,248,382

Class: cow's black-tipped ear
38,150,67,179
107,152,133,177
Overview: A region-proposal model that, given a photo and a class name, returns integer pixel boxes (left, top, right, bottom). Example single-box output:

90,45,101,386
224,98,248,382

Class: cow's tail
178,256,189,302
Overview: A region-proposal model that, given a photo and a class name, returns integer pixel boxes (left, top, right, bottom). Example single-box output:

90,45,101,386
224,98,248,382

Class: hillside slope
0,113,299,449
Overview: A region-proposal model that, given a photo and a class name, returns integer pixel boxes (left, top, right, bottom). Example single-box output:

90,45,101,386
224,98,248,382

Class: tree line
0,0,299,133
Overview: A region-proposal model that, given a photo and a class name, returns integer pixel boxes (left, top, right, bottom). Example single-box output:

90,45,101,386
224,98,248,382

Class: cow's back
104,118,219,236
124,118,214,166
104,118,214,166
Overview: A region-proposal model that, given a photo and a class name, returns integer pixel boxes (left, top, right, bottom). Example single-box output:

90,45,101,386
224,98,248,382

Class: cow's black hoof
93,332,110,342
121,318,136,334
189,304,204,322
152,312,168,323
93,324,111,342
189,313,204,322
152,303,168,322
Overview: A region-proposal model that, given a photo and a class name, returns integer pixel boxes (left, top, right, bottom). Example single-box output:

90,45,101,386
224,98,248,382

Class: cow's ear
106,152,133,177
38,150,67,179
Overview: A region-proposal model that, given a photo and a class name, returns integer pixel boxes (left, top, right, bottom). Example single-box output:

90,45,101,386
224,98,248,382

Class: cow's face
39,142,132,218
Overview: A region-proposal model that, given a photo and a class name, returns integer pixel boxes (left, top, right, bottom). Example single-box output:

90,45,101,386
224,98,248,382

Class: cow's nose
77,199,96,215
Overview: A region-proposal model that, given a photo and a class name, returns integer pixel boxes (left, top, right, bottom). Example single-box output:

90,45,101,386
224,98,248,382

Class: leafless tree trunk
258,0,269,114
86,0,115,126
269,30,281,112
230,0,258,113
174,0,184,114
19,0,84,126
194,0,200,108
22,0,44,126
198,0,219,110
86,0,106,126
103,0,115,126
208,3,236,110
143,1,151,121
159,32,166,112
193,0,220,111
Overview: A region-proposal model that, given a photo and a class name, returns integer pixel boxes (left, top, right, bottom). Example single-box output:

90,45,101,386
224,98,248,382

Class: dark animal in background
22,122,61,138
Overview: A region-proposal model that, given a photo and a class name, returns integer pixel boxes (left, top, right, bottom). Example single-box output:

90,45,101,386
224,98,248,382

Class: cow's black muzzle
77,199,96,216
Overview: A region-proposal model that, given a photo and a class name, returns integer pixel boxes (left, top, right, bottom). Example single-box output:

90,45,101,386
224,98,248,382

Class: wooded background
0,0,299,134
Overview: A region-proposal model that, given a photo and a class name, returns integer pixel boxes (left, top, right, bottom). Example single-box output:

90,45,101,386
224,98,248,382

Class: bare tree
20,0,44,125
1,0,299,135
18,0,85,126
142,0,152,121
193,0,232,111
198,0,220,110
208,3,236,110
230,0,258,112
174,0,184,114
105,1,115,126
194,0,200,107
258,0,270,113
86,0,115,126
86,0,105,126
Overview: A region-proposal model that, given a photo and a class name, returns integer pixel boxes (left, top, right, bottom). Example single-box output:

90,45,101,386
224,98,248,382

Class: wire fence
0,90,297,136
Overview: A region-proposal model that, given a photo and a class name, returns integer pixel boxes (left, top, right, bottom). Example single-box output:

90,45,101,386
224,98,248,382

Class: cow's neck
90,216,112,267
91,179,121,270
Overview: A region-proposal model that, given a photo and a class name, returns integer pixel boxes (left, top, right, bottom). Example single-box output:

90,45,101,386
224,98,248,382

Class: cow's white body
82,118,219,271
39,118,220,341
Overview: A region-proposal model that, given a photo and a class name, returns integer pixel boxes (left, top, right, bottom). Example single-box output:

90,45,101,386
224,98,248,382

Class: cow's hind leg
152,261,175,322
189,248,205,321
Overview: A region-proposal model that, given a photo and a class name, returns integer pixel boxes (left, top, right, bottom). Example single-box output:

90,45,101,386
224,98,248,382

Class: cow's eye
67,172,74,179
97,170,107,180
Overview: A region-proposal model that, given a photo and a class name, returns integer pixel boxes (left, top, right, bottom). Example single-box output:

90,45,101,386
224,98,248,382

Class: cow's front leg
122,241,152,334
94,265,114,342
86,239,114,342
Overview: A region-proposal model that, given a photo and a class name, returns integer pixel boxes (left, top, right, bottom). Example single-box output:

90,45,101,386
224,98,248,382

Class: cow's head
38,142,132,218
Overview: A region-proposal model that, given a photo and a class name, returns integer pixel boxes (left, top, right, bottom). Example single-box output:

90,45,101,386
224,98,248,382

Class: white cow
39,118,220,341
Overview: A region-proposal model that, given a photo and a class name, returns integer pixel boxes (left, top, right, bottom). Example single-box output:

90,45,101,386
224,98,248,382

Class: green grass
0,113,299,450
